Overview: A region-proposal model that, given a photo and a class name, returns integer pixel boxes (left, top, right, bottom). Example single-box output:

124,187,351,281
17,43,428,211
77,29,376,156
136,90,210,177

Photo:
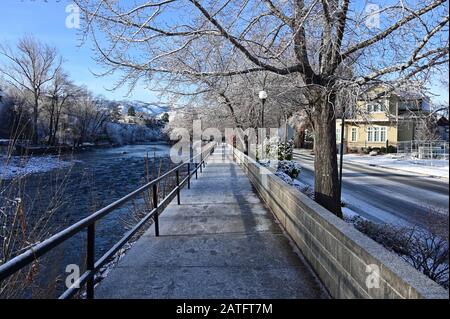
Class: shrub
260,136,294,161
277,160,301,178
349,216,449,289
387,145,397,153
278,139,294,160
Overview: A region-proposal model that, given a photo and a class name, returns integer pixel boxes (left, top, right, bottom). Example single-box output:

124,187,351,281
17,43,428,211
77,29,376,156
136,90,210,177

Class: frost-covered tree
0,36,62,144
42,70,75,145
76,0,448,216
69,88,109,146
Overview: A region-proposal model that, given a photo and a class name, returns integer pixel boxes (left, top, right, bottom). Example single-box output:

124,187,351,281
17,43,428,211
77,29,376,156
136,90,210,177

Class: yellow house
336,86,431,151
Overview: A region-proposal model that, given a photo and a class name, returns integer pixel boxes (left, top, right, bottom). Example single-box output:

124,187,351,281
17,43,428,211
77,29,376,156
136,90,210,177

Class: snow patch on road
344,154,449,178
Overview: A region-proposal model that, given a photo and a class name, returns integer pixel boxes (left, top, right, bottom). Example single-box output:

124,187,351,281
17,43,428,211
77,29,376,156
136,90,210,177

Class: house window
351,128,357,142
367,126,387,142
374,128,379,141
399,100,422,111
380,127,386,142
367,127,373,141
367,103,383,113
336,128,341,142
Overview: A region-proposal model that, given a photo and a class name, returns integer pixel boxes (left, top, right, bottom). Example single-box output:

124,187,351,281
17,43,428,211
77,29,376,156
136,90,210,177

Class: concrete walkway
96,144,327,299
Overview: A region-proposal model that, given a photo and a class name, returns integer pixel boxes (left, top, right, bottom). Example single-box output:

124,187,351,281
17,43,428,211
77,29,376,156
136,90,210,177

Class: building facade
336,86,431,151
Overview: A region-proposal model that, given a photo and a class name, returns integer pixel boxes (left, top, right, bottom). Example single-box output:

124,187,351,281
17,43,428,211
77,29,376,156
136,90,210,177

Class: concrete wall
232,147,448,299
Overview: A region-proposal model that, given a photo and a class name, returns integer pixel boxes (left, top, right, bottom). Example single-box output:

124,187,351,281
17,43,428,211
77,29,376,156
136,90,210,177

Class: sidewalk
95,144,327,298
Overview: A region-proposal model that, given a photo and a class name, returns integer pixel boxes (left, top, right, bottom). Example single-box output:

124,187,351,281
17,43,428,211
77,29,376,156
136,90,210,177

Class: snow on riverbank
0,155,73,180
106,122,165,145
344,154,449,178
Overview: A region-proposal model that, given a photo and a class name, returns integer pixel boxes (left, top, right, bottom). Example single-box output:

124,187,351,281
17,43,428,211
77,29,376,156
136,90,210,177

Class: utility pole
339,105,345,201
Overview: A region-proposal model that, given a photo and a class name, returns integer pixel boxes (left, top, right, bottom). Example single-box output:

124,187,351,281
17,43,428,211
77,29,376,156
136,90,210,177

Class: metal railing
0,143,216,299
397,140,449,161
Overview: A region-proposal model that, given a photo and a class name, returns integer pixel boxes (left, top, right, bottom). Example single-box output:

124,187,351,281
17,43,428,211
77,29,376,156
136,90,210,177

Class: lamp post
258,90,267,128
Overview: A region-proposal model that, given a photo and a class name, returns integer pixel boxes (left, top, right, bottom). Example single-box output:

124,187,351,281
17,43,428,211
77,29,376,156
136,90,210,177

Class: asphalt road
293,150,449,227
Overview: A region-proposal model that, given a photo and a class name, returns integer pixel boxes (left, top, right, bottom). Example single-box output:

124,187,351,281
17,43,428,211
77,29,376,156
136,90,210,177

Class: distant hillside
117,100,169,117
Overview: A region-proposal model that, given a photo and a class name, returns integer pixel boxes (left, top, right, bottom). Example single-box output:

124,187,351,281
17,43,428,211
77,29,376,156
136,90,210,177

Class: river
1,142,177,298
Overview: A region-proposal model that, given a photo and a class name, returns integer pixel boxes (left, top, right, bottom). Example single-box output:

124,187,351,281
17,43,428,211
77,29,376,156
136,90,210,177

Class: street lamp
258,90,268,128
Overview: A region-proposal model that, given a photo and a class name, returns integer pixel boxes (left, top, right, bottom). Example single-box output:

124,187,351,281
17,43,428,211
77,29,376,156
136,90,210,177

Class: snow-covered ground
261,161,372,229
292,151,449,228
0,155,73,180
344,154,449,178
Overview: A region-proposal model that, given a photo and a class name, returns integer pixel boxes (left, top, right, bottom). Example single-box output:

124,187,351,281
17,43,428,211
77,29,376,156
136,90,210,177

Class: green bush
260,137,294,161
277,139,294,160
387,145,397,153
277,160,301,178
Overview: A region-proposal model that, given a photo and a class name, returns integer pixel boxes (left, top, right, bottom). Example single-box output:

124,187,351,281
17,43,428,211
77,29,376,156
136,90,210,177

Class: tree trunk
52,113,60,145
32,96,39,145
313,100,342,218
294,129,305,148
48,106,54,145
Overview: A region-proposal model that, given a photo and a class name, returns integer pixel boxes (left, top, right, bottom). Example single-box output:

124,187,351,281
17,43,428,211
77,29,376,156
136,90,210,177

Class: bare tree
42,70,74,145
0,36,62,145
69,88,109,147
0,86,33,145
76,0,449,216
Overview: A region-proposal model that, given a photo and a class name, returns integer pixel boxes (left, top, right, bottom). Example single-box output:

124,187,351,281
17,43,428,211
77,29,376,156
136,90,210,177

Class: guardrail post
176,169,181,205
187,163,191,189
203,151,206,167
86,223,95,299
153,183,159,237
195,163,198,179
200,153,203,172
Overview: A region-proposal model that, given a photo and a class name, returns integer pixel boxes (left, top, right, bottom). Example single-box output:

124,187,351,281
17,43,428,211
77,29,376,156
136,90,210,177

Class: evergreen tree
128,106,136,116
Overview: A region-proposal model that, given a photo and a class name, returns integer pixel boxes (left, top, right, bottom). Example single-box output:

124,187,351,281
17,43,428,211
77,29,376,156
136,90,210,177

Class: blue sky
0,0,448,104
0,0,155,101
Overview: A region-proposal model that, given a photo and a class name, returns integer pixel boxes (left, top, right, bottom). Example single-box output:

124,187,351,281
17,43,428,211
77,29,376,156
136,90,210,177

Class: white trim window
351,127,357,142
367,127,373,142
367,126,387,142
367,103,383,113
336,128,341,141
380,127,386,141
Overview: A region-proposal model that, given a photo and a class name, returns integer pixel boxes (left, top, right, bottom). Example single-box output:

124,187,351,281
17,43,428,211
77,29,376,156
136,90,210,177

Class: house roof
393,86,429,101
362,83,429,101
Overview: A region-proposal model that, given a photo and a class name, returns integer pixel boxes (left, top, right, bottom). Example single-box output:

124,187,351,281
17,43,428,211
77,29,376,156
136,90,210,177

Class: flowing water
1,142,177,297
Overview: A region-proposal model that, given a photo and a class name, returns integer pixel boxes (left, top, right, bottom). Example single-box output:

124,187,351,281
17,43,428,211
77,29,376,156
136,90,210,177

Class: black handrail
0,142,216,299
